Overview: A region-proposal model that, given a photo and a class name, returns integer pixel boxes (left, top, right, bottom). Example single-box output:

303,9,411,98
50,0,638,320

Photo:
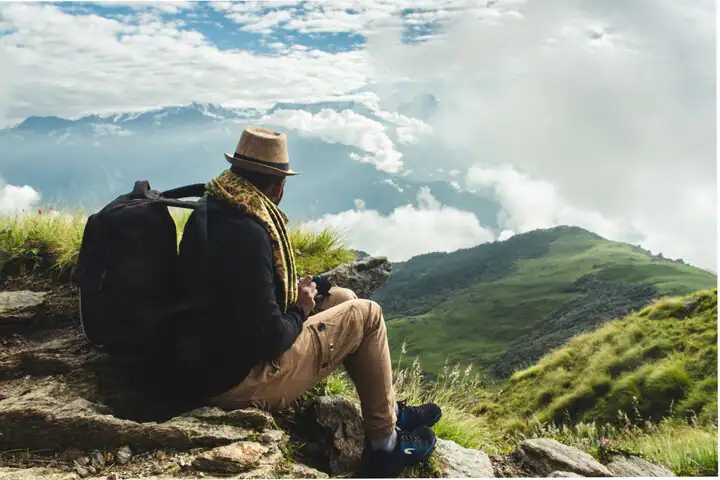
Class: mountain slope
375,226,717,376
481,289,718,429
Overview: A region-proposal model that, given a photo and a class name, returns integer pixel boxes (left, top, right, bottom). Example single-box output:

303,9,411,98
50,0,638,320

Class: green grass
483,289,718,430
0,210,87,276
308,343,717,476
0,209,355,280
511,417,718,476
383,226,717,376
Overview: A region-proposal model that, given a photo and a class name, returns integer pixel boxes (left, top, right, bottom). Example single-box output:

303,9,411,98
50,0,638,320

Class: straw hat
224,126,298,176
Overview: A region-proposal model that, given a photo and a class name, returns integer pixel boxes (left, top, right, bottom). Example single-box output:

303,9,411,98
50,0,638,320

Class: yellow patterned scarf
206,169,298,311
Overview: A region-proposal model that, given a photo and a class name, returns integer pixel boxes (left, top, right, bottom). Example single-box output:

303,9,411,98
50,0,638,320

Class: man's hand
296,276,317,317
312,274,333,297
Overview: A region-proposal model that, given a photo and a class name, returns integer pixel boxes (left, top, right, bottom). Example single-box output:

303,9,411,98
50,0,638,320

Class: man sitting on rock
176,126,442,477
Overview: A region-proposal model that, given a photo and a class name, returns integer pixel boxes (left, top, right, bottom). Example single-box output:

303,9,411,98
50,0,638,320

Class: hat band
232,153,289,171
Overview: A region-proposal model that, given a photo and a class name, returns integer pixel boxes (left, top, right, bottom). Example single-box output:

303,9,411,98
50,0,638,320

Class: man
177,126,441,477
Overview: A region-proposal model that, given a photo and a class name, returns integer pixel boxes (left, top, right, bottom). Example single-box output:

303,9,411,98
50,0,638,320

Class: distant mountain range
0,97,498,233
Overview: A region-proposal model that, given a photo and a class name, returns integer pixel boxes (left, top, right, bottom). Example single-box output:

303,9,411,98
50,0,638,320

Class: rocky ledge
0,257,674,478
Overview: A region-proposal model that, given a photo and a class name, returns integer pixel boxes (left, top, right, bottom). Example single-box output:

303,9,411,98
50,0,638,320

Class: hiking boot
396,400,442,430
365,426,437,478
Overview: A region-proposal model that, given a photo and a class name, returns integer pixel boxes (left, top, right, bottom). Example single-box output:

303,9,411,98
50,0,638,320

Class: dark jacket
176,197,306,398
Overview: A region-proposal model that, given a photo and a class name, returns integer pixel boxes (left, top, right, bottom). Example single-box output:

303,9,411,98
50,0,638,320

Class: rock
73,463,93,478
300,396,366,475
0,467,78,479
258,429,288,447
182,406,274,430
116,445,132,465
435,438,495,478
0,386,252,452
549,472,585,478
192,442,269,474
286,463,330,479
0,291,48,331
321,257,391,300
606,455,675,477
515,439,612,477
243,444,285,479
89,451,105,470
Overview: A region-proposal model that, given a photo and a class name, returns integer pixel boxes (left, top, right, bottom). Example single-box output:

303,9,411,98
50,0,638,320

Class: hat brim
224,153,299,176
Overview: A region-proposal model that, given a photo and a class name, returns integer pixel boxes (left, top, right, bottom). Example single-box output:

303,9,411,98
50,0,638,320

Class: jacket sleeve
215,216,307,361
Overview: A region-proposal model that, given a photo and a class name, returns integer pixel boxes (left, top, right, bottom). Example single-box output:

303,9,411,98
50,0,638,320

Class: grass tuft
0,209,355,281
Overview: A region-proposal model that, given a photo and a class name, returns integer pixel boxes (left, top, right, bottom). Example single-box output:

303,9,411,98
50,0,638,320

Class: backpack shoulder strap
162,184,206,200
195,196,209,247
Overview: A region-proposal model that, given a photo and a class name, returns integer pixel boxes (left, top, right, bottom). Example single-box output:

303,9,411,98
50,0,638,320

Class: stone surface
258,429,288,447
515,439,612,477
287,463,330,479
115,445,132,465
181,406,274,430
549,471,585,477
320,256,391,300
192,441,269,474
0,291,48,331
0,291,47,315
301,396,366,475
0,386,253,452
0,467,78,480
606,454,675,477
435,438,495,478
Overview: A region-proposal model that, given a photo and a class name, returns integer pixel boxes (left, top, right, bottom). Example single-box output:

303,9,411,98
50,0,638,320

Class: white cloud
466,165,715,269
88,2,194,14
364,0,716,270
91,124,132,137
260,108,404,173
353,198,366,210
0,179,41,214
228,9,294,34
300,187,495,262
467,165,636,240
380,177,404,193
0,3,370,127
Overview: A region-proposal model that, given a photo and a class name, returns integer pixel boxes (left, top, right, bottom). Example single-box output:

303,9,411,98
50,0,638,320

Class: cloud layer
301,187,495,262
0,179,41,214
366,0,717,269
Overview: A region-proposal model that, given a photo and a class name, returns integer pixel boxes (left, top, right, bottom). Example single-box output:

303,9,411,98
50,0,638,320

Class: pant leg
209,291,396,439
314,286,358,312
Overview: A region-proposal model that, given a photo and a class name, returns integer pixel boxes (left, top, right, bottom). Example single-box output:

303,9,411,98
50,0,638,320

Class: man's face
267,179,286,206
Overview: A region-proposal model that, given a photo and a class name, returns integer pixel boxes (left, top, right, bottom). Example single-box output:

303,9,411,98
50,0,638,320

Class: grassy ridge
383,227,717,376
0,209,354,280
482,289,718,429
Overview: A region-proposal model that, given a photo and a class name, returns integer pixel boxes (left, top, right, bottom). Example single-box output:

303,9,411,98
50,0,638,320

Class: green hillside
375,226,717,377
481,289,718,430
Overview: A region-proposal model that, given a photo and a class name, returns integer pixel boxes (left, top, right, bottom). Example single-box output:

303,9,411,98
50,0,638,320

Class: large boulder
321,257,391,300
0,291,48,333
508,439,612,477
293,395,497,478
605,454,675,477
435,439,495,478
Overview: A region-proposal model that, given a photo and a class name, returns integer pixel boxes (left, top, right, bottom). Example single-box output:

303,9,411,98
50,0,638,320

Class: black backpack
73,180,208,354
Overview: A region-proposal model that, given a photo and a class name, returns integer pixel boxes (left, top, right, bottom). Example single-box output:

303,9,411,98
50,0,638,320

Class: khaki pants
209,287,397,439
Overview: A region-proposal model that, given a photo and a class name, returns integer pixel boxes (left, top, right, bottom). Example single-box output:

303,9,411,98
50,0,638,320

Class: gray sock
369,429,397,452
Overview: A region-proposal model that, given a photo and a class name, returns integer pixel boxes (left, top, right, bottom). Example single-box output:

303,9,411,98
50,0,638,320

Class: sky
0,0,717,270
